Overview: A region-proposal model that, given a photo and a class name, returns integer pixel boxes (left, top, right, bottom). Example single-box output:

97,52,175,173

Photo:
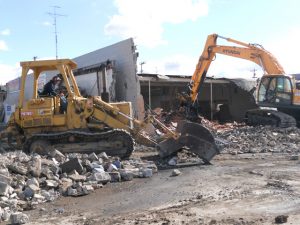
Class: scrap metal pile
0,149,157,224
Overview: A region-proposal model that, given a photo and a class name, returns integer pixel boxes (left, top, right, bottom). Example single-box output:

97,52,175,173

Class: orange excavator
185,33,300,127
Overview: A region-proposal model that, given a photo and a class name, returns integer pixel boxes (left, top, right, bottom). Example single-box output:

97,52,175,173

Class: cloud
0,63,21,85
0,40,8,51
0,29,10,36
141,53,261,81
141,54,196,75
266,27,300,75
143,28,300,80
42,21,52,26
105,0,208,48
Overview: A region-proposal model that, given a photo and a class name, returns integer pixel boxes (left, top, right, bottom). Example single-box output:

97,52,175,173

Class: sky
0,0,300,84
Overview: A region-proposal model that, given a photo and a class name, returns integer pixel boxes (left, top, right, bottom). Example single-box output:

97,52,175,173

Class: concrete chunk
82,185,94,195
45,180,59,188
49,149,66,162
60,158,83,174
119,169,134,181
88,152,99,162
28,155,42,177
10,212,29,224
109,172,121,182
0,182,10,196
23,184,40,198
67,187,78,196
171,169,181,177
0,174,11,184
69,174,86,182
26,178,39,187
88,172,111,184
59,178,73,195
139,168,153,178
8,163,27,175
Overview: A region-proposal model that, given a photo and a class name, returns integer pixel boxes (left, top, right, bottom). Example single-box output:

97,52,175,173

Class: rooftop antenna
47,6,67,59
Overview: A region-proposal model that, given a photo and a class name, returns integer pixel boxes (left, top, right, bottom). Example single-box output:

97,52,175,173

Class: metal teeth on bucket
158,120,219,163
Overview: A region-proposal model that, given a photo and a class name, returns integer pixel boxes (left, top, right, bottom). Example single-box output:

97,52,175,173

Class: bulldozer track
246,109,297,128
23,129,134,159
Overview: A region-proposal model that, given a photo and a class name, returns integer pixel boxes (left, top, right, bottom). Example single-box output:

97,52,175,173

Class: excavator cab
258,75,293,107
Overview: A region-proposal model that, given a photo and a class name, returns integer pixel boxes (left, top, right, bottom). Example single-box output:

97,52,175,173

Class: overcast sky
0,0,300,84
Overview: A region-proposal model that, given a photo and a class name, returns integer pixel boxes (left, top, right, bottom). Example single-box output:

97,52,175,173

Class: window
258,77,269,102
276,77,291,93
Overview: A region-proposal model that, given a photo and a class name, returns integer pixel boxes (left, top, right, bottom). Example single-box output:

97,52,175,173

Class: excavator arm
189,33,285,102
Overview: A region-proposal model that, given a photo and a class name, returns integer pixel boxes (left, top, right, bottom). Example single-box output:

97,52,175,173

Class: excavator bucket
158,121,219,163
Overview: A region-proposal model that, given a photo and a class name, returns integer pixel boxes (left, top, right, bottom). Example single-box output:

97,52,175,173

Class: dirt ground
22,150,300,225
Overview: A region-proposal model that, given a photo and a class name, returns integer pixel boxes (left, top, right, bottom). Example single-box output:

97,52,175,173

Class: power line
47,6,67,59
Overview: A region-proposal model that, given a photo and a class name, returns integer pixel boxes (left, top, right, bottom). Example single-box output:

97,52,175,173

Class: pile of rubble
0,149,157,224
215,125,300,154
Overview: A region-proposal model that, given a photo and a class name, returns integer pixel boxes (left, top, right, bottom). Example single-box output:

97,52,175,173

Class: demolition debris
0,150,157,224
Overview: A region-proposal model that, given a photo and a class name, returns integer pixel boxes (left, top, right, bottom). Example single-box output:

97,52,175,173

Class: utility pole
139,61,145,73
210,76,214,121
252,68,257,78
47,6,67,59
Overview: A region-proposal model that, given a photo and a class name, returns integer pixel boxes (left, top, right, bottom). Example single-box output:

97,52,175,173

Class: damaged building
3,38,258,123
139,74,258,122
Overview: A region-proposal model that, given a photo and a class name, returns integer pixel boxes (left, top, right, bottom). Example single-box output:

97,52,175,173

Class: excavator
184,33,300,127
0,59,219,163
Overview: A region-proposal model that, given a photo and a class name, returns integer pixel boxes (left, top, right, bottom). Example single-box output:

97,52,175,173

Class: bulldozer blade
157,137,184,158
157,120,219,163
158,121,219,163
178,135,218,164
176,120,215,143
176,120,219,163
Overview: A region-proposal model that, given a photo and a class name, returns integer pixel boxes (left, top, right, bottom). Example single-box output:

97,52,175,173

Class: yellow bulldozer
0,59,219,163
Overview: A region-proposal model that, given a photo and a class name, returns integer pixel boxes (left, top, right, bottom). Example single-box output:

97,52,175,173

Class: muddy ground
21,150,300,225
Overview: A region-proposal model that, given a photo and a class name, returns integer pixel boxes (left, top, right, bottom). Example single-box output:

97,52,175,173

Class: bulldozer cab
15,59,79,128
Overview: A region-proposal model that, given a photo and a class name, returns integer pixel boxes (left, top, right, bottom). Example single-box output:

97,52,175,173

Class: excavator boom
189,33,285,102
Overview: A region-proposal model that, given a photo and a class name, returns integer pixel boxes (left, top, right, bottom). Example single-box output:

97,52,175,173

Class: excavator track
23,129,134,159
246,109,296,128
